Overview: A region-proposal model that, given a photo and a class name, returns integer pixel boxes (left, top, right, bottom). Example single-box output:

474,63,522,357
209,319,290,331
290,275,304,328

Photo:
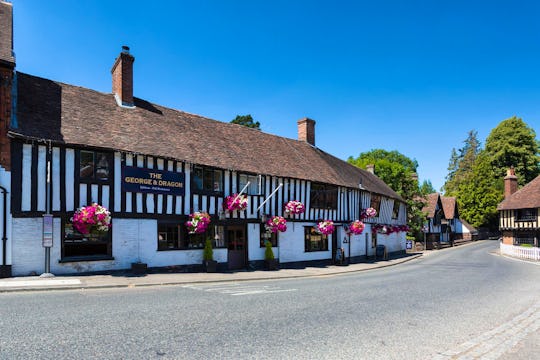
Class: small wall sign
42,214,53,248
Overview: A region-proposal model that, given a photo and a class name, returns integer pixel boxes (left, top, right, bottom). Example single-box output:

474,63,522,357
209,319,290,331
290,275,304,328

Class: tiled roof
460,219,477,233
422,193,439,218
497,174,540,210
13,72,403,201
441,196,457,220
0,2,15,66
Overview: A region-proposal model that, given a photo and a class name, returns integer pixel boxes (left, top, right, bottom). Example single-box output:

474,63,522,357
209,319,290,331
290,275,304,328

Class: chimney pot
366,164,375,174
297,117,316,146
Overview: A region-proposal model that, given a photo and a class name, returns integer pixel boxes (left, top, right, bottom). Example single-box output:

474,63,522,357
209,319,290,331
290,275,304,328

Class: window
370,194,381,214
260,224,278,247
80,150,110,181
305,226,328,252
239,174,264,195
62,220,112,260
310,183,338,209
192,166,223,193
515,209,537,222
392,201,400,219
157,222,225,250
514,231,536,246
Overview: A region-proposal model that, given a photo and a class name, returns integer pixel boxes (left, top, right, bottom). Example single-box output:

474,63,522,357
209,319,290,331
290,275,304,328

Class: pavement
0,252,426,293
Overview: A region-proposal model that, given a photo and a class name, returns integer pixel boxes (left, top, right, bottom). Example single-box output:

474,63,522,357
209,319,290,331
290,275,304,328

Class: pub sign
122,166,185,196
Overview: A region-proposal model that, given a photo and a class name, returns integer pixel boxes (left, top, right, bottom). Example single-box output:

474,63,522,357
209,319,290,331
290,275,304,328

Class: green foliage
455,152,503,229
484,116,540,186
264,241,275,260
444,130,481,196
419,180,436,195
231,114,261,130
203,238,214,261
444,117,539,229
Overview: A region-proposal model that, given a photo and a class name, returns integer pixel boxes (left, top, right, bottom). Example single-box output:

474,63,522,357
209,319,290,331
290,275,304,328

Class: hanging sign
122,166,185,196
42,214,53,248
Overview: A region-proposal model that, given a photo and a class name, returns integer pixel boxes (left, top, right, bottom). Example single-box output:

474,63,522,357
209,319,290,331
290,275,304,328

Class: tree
483,116,540,186
443,130,481,196
455,152,503,229
347,149,425,239
230,114,260,130
419,180,435,196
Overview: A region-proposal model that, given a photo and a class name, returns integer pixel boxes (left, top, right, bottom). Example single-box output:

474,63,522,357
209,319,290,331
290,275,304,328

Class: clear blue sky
12,0,540,191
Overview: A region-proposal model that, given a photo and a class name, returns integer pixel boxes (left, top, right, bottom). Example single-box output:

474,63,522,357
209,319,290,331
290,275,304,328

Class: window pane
80,151,95,179
95,152,109,180
370,195,381,213
193,167,203,191
63,222,110,258
203,169,213,190
392,202,400,219
213,170,222,192
304,226,328,252
158,223,181,250
240,174,261,195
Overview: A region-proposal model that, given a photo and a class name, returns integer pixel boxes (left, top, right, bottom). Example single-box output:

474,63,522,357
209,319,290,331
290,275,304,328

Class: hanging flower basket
284,200,305,215
71,203,111,235
185,212,211,234
265,216,287,233
361,207,377,219
349,220,365,235
224,193,248,212
316,220,335,235
371,224,410,234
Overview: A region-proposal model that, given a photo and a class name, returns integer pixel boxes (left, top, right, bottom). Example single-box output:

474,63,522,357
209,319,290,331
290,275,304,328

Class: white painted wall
0,167,12,267
278,222,332,263
376,231,406,253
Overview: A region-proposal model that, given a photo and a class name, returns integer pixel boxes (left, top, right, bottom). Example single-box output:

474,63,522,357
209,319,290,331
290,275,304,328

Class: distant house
422,193,464,249
497,168,540,261
457,219,478,241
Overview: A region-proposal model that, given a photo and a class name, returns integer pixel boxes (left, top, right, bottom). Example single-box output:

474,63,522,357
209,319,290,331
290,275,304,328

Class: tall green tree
455,152,503,228
419,180,436,195
483,116,540,186
347,149,425,239
443,130,481,196
230,114,261,130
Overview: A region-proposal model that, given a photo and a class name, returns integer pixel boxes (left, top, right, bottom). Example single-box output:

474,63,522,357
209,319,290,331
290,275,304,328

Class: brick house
0,1,408,277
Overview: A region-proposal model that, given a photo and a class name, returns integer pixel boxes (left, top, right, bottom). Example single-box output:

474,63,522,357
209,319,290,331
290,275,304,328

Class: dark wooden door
227,225,246,270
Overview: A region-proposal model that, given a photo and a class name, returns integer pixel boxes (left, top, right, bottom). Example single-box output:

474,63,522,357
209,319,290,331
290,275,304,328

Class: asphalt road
0,240,538,360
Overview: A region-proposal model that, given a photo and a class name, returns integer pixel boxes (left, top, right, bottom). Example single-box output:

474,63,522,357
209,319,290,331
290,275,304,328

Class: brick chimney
111,46,135,107
504,167,518,199
298,117,315,146
0,0,15,170
366,164,375,174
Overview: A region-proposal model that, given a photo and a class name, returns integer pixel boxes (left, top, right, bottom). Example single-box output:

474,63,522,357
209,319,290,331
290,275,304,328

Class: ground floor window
158,222,225,250
514,231,537,246
260,224,278,247
63,219,112,260
304,226,328,252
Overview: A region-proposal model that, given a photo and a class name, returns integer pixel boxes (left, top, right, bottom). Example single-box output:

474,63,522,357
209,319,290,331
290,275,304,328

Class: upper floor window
310,183,338,209
515,209,537,222
370,194,381,214
80,150,110,181
392,201,400,219
239,174,264,195
192,166,223,193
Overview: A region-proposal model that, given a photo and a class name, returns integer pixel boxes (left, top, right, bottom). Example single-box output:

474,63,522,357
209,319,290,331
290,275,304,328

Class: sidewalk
0,253,423,293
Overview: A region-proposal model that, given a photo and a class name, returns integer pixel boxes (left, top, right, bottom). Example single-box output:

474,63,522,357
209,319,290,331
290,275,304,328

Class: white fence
500,243,540,261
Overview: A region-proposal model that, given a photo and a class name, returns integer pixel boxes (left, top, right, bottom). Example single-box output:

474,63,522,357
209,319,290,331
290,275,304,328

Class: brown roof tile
13,72,403,201
441,196,457,219
422,193,440,218
0,2,15,66
497,174,540,210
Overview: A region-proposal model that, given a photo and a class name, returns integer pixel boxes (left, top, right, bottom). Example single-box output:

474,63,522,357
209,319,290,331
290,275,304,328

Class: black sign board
122,166,185,196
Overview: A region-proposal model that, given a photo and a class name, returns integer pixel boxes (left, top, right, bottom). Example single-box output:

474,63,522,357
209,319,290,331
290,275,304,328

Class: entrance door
227,225,247,270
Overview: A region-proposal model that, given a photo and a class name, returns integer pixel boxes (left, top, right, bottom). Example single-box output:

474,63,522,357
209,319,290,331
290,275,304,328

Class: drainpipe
0,185,7,267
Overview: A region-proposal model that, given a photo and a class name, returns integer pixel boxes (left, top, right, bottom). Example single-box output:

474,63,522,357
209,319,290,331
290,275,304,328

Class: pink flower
265,216,287,233
349,220,365,235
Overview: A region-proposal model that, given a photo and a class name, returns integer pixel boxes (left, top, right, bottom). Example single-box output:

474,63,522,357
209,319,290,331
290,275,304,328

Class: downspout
0,185,7,267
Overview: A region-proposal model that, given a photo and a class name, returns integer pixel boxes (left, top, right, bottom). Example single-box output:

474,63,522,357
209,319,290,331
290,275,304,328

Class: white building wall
377,231,406,253
278,222,332,263
11,218,43,276
0,167,12,268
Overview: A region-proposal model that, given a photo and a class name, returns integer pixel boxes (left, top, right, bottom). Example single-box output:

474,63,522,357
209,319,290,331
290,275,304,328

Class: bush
264,241,275,260
203,238,214,261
